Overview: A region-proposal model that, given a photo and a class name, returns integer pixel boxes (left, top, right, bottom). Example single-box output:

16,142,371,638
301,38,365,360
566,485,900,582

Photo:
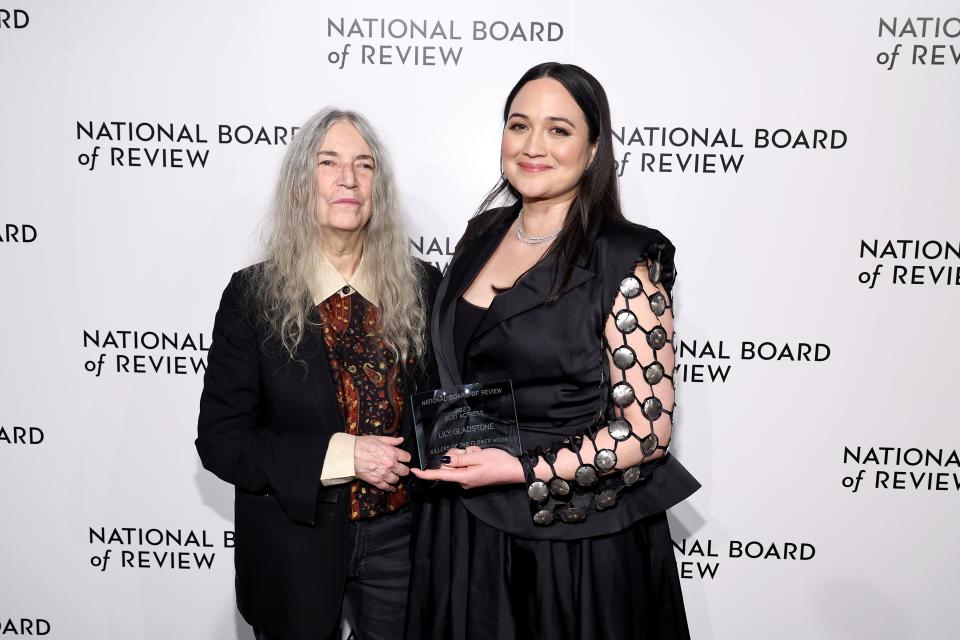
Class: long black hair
462,62,626,296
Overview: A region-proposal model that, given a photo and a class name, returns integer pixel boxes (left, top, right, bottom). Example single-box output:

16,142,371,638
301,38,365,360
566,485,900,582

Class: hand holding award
409,380,523,475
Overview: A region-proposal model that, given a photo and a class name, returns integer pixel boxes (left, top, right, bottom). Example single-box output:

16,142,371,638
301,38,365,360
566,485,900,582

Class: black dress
407,206,699,640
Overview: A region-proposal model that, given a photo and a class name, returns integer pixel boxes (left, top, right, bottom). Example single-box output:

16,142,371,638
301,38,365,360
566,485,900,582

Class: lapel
434,206,596,386
471,256,594,340
434,209,515,387
297,309,342,426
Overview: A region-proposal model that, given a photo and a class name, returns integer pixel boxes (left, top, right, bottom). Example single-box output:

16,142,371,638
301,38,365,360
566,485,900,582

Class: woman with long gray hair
196,108,441,640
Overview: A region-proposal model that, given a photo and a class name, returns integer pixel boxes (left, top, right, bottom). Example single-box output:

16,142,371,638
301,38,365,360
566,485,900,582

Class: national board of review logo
0,9,29,28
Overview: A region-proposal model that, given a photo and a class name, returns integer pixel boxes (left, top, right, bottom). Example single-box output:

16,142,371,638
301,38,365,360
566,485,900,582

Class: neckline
458,295,489,312
458,209,553,307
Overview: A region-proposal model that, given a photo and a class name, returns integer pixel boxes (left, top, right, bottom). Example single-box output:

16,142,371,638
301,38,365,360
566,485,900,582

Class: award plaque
410,379,522,469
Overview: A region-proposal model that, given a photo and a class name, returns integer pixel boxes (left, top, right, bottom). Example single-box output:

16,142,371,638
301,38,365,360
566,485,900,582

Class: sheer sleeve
601,258,675,469
520,256,677,526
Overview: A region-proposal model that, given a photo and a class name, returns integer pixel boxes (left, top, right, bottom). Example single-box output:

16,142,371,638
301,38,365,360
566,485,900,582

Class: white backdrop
2,1,958,638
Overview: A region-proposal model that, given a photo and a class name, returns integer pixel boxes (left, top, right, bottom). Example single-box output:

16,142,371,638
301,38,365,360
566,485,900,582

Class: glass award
410,379,522,469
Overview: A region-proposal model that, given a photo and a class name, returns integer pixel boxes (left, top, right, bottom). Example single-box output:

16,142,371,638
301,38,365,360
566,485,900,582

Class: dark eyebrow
506,112,577,129
547,116,576,128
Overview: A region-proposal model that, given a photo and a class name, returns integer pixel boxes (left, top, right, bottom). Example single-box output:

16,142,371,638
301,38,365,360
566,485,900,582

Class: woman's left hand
410,446,525,490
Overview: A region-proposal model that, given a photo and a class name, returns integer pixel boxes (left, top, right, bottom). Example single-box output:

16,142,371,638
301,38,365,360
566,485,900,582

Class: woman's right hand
410,446,525,489
354,435,411,491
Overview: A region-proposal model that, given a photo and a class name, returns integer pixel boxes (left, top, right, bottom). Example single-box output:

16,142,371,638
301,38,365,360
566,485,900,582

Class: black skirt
406,492,690,640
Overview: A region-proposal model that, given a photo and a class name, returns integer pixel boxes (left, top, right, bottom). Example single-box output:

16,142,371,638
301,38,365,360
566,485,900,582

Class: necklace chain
516,210,562,246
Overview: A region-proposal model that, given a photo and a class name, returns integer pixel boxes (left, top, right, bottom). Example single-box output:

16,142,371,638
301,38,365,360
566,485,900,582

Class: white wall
2,2,957,638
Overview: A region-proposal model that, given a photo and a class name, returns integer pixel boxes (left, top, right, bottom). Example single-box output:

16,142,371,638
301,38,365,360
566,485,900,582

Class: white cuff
320,432,356,486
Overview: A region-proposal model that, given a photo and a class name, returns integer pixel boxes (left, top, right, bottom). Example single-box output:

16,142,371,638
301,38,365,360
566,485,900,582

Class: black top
453,296,487,371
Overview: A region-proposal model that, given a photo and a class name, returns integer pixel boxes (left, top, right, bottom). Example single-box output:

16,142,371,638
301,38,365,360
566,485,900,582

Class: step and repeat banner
1,1,957,638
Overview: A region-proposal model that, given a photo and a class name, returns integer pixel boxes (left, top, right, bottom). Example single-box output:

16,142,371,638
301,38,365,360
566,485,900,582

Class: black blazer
432,204,700,541
196,261,441,640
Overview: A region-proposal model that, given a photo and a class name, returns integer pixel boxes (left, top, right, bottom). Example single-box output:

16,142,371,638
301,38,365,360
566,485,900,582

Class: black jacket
196,260,441,640
432,205,699,541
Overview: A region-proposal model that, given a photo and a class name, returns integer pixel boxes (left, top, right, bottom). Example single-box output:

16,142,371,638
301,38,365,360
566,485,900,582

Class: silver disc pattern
648,292,666,316
640,433,659,456
647,326,668,350
612,346,636,369
575,464,599,487
549,477,571,497
596,490,617,509
611,383,635,407
619,275,642,298
643,362,665,385
615,310,638,333
561,507,586,523
595,448,618,471
533,509,555,525
642,396,663,421
648,260,662,284
527,480,549,502
526,259,677,526
607,418,632,441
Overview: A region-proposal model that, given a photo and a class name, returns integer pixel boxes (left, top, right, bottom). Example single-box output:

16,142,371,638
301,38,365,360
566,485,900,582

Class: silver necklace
516,210,562,246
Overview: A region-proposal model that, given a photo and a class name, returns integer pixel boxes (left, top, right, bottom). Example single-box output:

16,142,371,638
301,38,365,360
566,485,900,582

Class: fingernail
441,456,451,464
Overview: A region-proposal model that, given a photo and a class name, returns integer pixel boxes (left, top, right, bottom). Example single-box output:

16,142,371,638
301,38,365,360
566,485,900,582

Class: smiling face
501,77,596,207
314,120,375,236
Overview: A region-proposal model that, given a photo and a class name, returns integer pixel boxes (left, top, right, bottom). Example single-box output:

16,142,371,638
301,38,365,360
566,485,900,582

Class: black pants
255,508,413,640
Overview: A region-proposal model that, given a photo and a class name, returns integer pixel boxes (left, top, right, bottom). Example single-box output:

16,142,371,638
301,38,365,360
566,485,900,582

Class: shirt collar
308,248,379,306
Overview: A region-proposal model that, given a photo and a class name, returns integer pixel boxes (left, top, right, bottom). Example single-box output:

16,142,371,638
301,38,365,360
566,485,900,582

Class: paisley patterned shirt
317,290,408,520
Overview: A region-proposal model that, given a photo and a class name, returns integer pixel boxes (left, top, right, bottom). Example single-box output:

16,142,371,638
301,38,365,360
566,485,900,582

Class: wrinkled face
501,77,596,204
314,121,375,234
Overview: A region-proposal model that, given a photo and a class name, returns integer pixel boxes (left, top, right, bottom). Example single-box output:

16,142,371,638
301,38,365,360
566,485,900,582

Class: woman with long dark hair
406,63,700,639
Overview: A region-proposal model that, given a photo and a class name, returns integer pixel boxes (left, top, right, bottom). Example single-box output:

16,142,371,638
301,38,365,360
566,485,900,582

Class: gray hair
253,108,427,367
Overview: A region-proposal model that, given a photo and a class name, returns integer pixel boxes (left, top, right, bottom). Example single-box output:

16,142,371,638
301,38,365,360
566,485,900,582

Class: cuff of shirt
320,432,356,486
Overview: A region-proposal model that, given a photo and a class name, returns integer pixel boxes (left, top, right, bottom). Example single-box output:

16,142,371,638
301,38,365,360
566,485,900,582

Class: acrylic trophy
410,379,522,469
